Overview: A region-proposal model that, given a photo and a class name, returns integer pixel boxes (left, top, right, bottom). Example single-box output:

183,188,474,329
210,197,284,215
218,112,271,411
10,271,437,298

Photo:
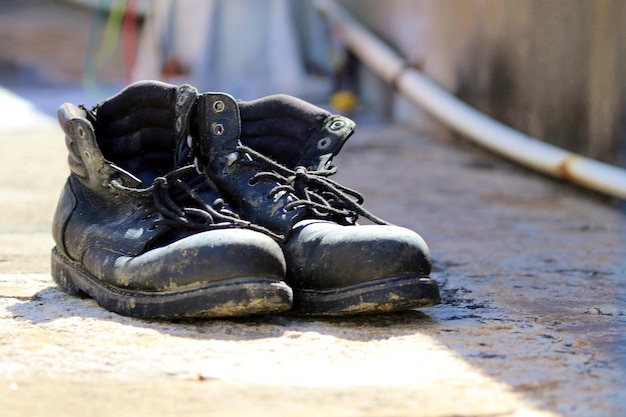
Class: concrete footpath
0,83,625,416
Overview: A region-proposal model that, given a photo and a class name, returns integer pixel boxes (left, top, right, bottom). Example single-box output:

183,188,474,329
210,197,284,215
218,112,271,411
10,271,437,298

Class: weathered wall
340,0,626,165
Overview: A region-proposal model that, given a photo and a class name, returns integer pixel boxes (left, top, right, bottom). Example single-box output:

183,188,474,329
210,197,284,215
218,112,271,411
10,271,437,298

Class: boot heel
51,247,85,296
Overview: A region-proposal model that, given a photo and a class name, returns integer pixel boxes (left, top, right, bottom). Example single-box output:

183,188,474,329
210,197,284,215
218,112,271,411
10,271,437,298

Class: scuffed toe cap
84,228,286,291
283,222,431,290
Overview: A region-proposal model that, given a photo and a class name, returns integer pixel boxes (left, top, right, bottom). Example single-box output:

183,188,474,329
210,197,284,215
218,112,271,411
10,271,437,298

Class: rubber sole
290,275,440,316
51,247,293,319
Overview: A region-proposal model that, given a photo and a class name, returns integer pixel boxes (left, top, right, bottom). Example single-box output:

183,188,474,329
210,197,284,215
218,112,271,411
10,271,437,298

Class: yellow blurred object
330,90,358,113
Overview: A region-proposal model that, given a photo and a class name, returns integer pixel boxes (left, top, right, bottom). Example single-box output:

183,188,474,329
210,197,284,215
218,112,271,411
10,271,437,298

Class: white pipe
316,0,626,200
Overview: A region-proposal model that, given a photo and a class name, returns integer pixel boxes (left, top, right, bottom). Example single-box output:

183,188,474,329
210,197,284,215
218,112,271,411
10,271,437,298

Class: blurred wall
340,0,626,165
132,0,330,100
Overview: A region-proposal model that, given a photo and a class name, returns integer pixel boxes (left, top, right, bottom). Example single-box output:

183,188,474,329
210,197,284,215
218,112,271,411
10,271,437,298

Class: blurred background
1,0,625,167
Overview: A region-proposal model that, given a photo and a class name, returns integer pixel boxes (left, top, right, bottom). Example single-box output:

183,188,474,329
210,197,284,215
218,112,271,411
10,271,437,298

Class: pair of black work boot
51,80,439,319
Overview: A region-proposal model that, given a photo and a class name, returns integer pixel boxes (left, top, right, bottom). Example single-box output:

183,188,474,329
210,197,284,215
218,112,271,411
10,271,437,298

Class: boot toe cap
284,222,432,290
86,228,286,291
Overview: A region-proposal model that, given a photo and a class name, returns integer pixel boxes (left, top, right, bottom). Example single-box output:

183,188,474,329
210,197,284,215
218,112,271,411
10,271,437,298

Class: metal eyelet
213,100,225,113
213,123,224,136
77,126,85,138
317,137,332,149
329,119,345,131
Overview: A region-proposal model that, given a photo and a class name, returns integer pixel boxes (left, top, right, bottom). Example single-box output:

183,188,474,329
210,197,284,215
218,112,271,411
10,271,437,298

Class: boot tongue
295,115,355,171
173,84,199,167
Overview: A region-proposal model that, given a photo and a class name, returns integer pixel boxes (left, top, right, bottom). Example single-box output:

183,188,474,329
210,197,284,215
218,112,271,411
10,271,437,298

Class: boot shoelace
110,164,282,239
234,144,391,227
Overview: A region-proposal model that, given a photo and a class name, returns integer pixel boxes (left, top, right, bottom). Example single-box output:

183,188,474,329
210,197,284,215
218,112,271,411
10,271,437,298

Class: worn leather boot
51,81,291,319
192,93,440,315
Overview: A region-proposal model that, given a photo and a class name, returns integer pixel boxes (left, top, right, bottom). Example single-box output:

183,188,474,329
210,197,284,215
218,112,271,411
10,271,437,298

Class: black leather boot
192,93,440,315
51,81,291,319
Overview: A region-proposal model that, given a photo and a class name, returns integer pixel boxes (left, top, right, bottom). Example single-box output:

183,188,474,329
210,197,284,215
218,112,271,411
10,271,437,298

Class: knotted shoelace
110,164,282,239
235,144,391,227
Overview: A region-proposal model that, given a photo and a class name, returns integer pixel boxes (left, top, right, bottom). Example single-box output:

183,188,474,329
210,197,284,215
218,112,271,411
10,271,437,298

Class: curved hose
316,0,626,200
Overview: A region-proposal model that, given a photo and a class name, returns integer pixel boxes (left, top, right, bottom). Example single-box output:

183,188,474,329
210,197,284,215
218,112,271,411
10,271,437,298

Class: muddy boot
51,81,291,319
192,93,440,315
